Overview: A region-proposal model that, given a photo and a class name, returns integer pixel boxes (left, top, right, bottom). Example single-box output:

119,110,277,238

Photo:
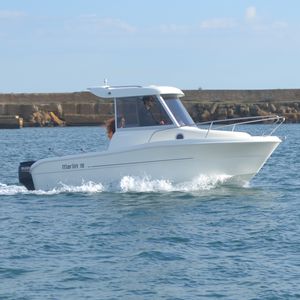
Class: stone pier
0,89,300,128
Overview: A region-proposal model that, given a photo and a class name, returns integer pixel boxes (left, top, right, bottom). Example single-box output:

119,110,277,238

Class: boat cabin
89,85,194,129
88,85,196,150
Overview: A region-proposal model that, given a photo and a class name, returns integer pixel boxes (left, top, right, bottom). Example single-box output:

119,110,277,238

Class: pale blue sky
0,0,299,92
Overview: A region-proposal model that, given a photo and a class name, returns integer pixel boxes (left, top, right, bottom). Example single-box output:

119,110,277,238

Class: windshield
163,96,195,126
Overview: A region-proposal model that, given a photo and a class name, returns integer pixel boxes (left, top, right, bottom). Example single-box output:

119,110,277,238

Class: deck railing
197,115,285,138
147,115,285,143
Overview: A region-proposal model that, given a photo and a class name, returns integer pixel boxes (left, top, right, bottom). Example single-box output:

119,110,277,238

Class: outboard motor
18,161,36,190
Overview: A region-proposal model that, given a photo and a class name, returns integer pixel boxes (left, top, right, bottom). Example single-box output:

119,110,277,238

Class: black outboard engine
18,161,36,190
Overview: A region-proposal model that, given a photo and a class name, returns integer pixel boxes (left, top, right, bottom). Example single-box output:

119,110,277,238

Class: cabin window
116,96,172,128
163,95,195,126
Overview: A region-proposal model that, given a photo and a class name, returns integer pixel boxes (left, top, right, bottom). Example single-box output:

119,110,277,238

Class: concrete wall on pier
0,89,300,127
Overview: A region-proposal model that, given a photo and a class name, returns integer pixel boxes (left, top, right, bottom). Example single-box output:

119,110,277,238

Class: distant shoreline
1,89,300,128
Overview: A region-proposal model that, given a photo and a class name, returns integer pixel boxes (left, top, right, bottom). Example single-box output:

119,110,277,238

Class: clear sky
0,0,299,92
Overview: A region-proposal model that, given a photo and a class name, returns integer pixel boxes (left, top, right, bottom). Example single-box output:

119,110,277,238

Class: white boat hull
30,136,281,190
18,84,284,191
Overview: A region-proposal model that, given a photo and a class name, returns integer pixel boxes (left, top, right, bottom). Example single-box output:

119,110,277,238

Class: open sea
0,124,299,299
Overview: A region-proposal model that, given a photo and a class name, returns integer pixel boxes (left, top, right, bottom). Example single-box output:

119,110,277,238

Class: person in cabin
106,118,115,140
139,96,165,126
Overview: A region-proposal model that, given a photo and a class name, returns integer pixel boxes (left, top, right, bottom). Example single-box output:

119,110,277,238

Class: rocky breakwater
182,89,300,123
0,92,113,127
0,88,300,128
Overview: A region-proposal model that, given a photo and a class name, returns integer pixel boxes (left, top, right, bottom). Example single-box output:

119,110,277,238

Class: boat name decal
62,163,85,170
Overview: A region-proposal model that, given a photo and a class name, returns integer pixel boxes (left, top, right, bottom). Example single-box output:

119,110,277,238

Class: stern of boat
19,161,36,190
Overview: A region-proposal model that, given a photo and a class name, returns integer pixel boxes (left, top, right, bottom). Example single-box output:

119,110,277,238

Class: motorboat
19,84,284,191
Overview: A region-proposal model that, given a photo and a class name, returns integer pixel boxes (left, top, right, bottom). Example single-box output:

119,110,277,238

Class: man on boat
139,96,167,126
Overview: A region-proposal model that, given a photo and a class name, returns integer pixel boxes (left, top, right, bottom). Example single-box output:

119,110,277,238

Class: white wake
0,174,232,195
119,175,232,192
0,182,104,196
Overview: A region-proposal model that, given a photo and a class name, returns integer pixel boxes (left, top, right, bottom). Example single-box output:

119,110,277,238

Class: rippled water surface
0,125,299,299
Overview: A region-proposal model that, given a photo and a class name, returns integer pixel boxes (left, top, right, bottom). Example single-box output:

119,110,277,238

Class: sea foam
120,174,232,193
0,174,232,195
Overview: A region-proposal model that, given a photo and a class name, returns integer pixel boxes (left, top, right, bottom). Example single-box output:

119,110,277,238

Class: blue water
0,125,299,299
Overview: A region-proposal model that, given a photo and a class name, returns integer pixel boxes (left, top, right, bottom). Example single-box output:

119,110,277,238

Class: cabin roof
88,85,184,99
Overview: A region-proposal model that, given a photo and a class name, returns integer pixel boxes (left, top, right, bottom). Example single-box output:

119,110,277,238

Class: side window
116,97,139,128
138,96,172,127
116,96,173,128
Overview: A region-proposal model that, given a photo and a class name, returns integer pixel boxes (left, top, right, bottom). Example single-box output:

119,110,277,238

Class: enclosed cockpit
88,85,195,134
